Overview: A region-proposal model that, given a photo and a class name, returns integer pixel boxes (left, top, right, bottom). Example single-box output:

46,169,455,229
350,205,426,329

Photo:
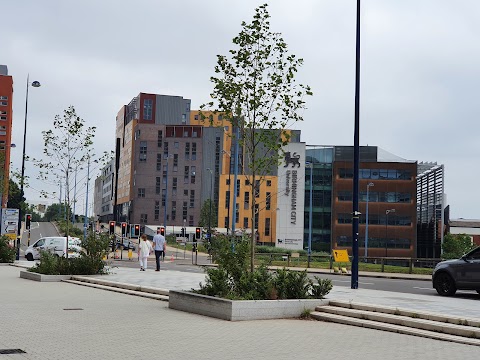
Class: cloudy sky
1,0,479,219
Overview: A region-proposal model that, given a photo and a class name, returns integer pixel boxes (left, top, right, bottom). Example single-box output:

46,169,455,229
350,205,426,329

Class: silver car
432,246,480,296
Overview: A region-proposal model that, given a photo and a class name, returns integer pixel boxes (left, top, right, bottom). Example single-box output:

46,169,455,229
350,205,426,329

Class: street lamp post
206,168,213,242
385,209,395,258
222,150,232,234
365,182,374,260
17,76,40,258
163,154,174,234
306,162,313,268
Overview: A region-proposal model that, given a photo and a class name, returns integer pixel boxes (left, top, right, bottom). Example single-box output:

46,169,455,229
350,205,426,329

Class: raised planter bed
169,290,328,321
20,270,72,282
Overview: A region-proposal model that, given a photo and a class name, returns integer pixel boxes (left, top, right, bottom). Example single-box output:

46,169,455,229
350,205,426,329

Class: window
243,217,248,228
139,141,147,162
244,192,249,210
154,201,160,220
0,102,7,106
254,204,259,228
172,177,177,191
185,143,190,160
156,154,162,171
163,142,169,158
174,142,179,149
224,217,229,228
225,190,231,209
0,96,8,100
143,99,153,120
138,188,145,198
218,114,223,120
183,201,188,218
265,218,271,236
184,166,189,183
173,154,178,172
266,192,271,210
266,180,271,187
192,142,197,160
255,180,260,198
235,204,239,223
171,201,176,221
184,189,188,196
190,190,195,208
157,130,163,147
182,114,186,123
156,177,161,194
236,179,240,197
162,189,166,207
194,114,199,120
140,214,148,224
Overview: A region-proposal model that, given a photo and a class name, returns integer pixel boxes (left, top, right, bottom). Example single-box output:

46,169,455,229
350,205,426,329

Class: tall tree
32,106,97,246
202,4,312,271
198,199,218,229
442,233,476,259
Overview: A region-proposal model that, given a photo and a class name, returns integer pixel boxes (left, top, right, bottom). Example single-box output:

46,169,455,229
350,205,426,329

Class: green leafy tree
198,199,218,229
32,106,105,245
442,233,476,259
7,179,27,214
202,4,312,271
44,203,72,222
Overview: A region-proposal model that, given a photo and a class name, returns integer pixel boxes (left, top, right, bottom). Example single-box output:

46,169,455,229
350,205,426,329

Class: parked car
110,238,136,251
25,237,83,261
432,246,480,296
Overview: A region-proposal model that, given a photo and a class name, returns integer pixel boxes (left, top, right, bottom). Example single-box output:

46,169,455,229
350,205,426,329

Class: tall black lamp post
16,75,40,259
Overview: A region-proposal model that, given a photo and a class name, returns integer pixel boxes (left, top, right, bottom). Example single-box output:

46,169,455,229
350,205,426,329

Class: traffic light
133,224,140,237
121,222,127,237
25,214,32,230
195,227,201,241
181,228,185,237
159,227,165,236
109,221,115,235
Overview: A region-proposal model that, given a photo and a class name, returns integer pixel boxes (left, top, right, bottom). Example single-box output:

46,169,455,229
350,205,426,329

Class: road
20,222,480,300
19,221,59,254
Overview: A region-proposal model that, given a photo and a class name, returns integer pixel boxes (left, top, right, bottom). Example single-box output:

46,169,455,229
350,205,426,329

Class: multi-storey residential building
0,65,13,207
305,146,418,258
94,159,115,223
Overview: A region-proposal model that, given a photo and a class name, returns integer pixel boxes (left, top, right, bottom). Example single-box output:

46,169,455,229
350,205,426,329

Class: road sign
332,249,350,263
1,208,19,237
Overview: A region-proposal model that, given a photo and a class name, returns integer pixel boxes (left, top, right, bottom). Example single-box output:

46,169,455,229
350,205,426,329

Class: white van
24,237,83,261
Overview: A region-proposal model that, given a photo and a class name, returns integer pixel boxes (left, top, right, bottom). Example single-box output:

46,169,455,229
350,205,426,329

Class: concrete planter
169,290,328,321
20,270,72,282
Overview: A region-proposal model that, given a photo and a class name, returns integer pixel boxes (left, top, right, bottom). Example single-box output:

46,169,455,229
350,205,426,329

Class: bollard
16,238,20,261
128,249,133,260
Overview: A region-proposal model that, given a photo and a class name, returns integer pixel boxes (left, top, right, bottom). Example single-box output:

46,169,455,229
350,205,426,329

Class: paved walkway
2,264,480,360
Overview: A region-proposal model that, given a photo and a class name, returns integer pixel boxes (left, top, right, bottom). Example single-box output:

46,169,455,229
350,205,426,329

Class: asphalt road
20,222,480,300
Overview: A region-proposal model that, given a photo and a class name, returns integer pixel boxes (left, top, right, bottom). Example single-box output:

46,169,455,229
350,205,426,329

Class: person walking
152,228,166,271
138,234,153,271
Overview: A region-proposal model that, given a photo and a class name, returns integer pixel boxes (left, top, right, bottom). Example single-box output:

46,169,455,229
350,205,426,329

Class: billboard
276,142,306,250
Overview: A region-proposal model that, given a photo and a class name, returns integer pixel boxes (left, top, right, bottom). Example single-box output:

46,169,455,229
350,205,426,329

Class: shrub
28,231,110,275
0,236,16,263
195,235,332,300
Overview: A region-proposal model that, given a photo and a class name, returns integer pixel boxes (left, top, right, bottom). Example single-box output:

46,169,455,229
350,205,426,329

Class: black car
432,246,480,296
110,239,136,251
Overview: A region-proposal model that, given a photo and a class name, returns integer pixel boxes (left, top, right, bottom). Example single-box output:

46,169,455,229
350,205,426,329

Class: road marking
413,287,435,291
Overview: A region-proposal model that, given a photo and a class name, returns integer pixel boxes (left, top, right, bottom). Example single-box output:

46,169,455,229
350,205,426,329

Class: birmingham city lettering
286,170,298,225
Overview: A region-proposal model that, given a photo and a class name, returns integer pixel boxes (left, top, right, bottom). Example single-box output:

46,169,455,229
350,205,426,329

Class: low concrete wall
169,290,328,321
20,271,72,282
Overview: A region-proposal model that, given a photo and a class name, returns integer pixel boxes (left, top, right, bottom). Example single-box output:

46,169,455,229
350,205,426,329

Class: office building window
138,188,145,198
163,142,169,158
143,99,153,120
140,214,148,224
185,142,190,160
192,142,197,160
266,180,271,187
156,154,162,171
266,192,271,210
243,217,248,228
190,190,195,208
255,180,260,198
156,177,161,194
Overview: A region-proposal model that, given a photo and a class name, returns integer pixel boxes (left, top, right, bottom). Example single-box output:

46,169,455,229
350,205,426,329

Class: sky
1,0,479,219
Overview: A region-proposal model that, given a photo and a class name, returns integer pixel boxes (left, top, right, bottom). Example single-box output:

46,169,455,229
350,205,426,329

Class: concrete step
327,300,480,327
63,279,169,301
70,275,169,296
311,311,480,347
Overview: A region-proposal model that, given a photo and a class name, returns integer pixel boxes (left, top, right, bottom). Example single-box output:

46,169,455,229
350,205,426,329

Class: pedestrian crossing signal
134,224,140,237
160,227,165,236
25,214,32,230
109,221,115,235
195,227,201,241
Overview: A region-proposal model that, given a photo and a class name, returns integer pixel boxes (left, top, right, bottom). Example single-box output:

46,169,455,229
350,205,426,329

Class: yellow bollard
128,249,133,260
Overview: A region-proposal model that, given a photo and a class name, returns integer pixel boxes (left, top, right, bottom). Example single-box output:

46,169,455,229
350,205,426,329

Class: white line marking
413,287,435,291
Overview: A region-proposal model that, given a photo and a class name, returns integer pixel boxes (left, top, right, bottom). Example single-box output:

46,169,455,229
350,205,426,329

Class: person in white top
138,234,153,271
